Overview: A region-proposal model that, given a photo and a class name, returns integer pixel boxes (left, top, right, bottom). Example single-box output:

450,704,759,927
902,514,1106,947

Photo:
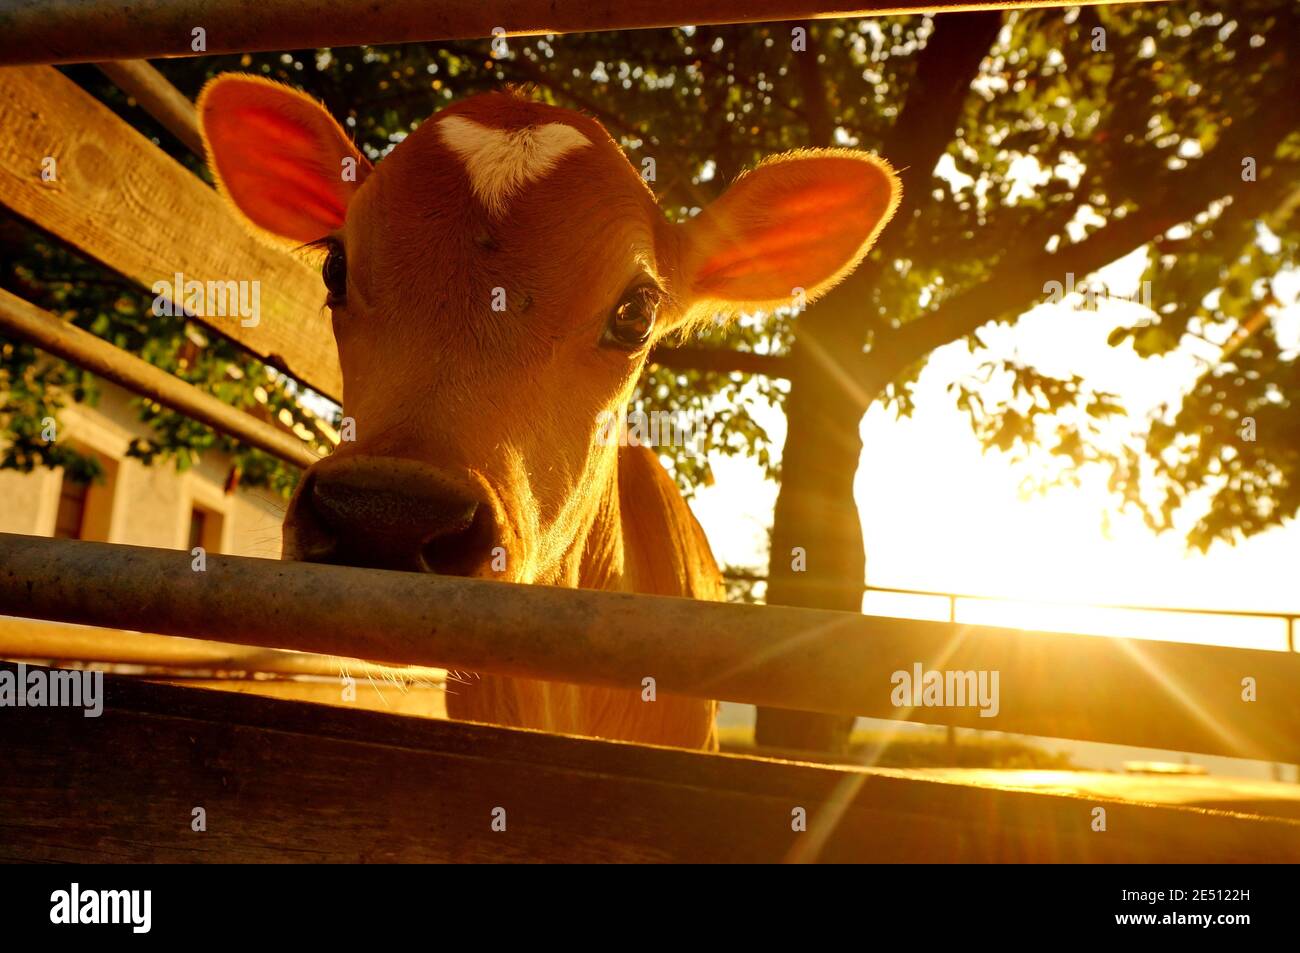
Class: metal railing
4,532,1300,763
724,572,1300,653
0,1,1163,66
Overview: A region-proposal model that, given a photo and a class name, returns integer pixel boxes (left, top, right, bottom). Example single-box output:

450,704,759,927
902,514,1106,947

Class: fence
725,572,1300,653
0,0,1297,863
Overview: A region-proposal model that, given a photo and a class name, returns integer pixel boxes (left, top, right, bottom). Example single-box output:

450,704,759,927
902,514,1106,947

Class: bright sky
690,249,1300,654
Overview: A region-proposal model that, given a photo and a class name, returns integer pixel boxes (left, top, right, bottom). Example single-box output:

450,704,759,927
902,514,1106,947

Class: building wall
0,381,286,559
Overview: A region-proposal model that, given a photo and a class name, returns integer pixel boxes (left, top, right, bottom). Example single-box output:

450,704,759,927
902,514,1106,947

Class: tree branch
803,12,1002,325
881,12,1004,188
792,21,834,147
649,345,792,378
864,57,1300,393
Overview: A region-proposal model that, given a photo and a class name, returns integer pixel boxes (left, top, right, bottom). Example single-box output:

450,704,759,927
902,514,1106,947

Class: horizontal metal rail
1,532,1297,763
0,288,319,468
727,573,1300,651
0,1,1164,66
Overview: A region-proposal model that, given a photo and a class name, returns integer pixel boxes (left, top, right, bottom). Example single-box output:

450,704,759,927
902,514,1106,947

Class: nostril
283,473,338,563
419,503,496,575
416,498,478,540
302,459,495,573
310,476,441,537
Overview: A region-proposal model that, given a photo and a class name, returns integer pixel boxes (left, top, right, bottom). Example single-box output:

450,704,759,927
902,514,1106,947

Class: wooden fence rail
0,65,341,397
5,660,1296,863
4,660,1296,863
0,616,447,679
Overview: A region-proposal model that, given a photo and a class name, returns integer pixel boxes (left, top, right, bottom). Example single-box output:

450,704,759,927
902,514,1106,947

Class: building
0,379,285,557
0,377,452,717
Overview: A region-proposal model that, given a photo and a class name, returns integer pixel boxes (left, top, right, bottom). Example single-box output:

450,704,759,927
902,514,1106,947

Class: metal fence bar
0,288,320,469
729,571,1300,631
0,1,1165,67
866,582,1300,625
2,532,1298,763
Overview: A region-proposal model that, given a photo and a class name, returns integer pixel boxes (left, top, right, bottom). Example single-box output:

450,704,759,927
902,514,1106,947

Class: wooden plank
0,1,1162,67
0,663,1295,862
153,676,449,719
0,65,340,398
0,616,444,680
901,769,1300,821
3,533,1299,764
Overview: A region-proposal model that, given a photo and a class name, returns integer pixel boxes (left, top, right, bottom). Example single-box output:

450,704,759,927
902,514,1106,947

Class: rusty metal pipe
0,1,1162,66
1,532,1297,762
0,288,319,469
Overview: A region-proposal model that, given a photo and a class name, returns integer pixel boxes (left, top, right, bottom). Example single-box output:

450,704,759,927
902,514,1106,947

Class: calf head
200,76,899,584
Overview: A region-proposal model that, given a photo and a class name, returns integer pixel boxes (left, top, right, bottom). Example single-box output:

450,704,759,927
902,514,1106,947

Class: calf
199,76,899,748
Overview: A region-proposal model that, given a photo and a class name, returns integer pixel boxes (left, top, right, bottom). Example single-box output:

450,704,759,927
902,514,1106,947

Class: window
188,504,224,553
188,507,207,551
53,477,89,539
52,449,117,542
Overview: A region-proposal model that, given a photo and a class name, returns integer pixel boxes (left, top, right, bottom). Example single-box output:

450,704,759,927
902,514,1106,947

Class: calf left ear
676,150,900,312
198,74,372,244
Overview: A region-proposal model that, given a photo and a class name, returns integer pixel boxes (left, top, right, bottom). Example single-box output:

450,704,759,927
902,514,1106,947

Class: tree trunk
755,295,869,755
753,12,1008,756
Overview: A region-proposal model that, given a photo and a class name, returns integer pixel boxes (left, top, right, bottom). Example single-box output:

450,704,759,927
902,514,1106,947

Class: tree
757,2,1300,749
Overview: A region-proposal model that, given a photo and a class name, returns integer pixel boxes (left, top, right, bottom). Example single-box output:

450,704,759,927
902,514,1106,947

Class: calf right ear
198,74,372,244
675,149,900,315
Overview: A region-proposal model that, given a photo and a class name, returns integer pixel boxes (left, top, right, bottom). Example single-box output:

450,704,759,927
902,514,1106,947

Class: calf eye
321,241,347,303
602,284,659,350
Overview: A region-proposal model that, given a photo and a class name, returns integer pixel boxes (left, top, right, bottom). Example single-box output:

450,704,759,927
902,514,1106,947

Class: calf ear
198,74,372,243
677,150,899,311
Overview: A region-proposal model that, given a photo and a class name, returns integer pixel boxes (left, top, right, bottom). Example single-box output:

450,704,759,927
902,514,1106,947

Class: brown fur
447,446,721,747
199,78,898,750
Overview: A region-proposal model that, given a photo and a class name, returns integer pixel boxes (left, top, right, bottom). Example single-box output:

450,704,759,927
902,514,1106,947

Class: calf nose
295,457,496,574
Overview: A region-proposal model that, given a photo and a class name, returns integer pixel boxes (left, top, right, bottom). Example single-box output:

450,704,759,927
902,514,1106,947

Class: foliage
1,2,1296,550
0,221,326,495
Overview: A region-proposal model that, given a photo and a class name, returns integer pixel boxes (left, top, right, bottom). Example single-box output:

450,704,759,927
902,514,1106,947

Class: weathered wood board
1,663,1296,862
0,65,340,398
0,616,442,680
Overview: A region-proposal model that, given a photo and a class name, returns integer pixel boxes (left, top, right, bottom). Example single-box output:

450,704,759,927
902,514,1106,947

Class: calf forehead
438,112,593,218
349,94,660,335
